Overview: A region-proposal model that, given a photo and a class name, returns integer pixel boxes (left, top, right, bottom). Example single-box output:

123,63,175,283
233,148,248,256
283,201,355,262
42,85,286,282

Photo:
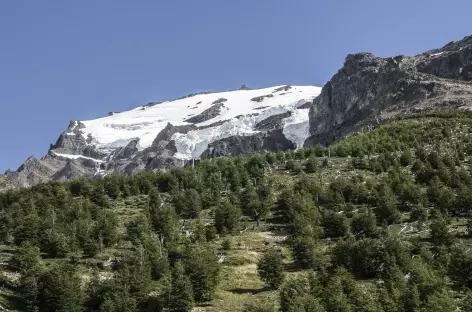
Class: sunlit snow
74,85,321,159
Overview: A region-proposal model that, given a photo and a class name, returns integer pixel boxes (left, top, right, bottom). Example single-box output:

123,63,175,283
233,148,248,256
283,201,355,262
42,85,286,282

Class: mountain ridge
2,34,472,189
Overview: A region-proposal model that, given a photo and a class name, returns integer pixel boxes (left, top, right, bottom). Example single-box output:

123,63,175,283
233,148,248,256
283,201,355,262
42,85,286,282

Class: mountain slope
3,34,472,189
2,85,321,188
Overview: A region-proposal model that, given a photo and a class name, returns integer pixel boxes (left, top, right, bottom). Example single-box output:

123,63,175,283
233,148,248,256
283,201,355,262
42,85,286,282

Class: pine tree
430,218,453,246
257,248,286,289
305,155,319,173
37,263,84,312
169,262,194,312
183,244,220,302
351,210,378,238
214,201,242,234
321,211,349,238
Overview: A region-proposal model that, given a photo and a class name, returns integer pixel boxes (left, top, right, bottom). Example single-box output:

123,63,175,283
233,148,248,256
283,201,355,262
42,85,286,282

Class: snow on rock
52,152,106,163
74,85,321,160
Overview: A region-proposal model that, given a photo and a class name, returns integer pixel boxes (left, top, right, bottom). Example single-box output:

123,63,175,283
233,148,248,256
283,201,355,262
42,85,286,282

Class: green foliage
321,211,349,238
244,301,277,312
183,243,220,302
430,218,454,246
305,155,319,173
257,248,286,289
4,110,472,311
214,200,242,234
169,261,194,312
350,210,378,238
37,263,84,312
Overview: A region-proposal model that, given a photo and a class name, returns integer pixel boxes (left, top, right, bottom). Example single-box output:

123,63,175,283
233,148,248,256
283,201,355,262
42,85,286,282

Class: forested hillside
3,110,472,311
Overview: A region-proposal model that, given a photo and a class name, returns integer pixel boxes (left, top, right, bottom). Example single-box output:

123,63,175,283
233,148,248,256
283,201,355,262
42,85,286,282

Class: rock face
305,35,472,146
184,103,226,124
200,130,295,159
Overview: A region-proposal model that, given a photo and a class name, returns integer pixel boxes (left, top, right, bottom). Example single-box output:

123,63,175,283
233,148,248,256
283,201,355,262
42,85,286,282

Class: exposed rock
251,94,274,103
305,35,472,147
212,98,228,104
239,85,251,90
171,91,214,102
184,103,225,124
151,123,178,146
110,139,140,161
52,159,96,181
273,85,292,93
197,119,230,130
200,130,295,159
255,111,291,131
144,101,163,108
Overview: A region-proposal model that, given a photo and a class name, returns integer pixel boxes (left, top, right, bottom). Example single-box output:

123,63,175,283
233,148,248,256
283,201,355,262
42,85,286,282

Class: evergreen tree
169,261,194,312
430,218,453,246
183,244,220,302
305,155,318,173
37,263,84,312
321,211,349,238
421,290,457,312
351,210,378,238
400,150,414,166
214,201,242,234
257,248,286,289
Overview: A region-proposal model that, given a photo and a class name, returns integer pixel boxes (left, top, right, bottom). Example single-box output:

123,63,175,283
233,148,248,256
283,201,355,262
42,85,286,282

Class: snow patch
53,152,106,163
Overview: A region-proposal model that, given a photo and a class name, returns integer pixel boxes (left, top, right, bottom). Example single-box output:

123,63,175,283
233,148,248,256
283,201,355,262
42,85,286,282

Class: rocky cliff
305,35,472,146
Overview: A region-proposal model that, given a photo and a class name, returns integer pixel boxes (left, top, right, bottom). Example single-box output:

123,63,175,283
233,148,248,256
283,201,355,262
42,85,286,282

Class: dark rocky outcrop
197,119,230,130
110,139,140,161
184,103,225,124
255,111,291,131
200,130,295,159
212,98,228,104
305,35,472,147
251,94,274,103
273,85,292,93
239,85,251,90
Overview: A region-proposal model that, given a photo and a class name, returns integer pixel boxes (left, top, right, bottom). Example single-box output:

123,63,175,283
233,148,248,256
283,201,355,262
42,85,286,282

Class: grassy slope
2,111,472,311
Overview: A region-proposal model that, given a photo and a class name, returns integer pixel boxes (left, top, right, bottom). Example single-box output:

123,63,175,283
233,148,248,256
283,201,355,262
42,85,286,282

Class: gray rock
251,94,274,103
273,85,292,93
200,130,295,159
212,98,228,104
255,111,291,131
305,35,472,147
184,103,225,124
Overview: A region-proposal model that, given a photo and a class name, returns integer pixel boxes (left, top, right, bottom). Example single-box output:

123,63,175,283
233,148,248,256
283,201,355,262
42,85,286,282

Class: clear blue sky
1,0,471,172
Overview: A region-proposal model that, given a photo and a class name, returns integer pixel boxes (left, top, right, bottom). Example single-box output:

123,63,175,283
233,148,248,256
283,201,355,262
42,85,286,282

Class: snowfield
66,85,321,160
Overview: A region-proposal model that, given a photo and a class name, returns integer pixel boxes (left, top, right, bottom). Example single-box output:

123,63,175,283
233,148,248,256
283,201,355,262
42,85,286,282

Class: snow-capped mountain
56,85,321,162
2,85,321,188
4,34,472,190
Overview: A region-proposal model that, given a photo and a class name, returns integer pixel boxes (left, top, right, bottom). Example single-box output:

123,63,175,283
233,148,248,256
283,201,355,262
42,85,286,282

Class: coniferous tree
257,248,285,289
214,200,241,234
37,263,84,312
169,261,194,312
183,244,220,302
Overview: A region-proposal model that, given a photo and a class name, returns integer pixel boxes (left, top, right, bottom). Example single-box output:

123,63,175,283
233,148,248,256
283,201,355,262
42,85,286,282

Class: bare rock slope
305,35,472,146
